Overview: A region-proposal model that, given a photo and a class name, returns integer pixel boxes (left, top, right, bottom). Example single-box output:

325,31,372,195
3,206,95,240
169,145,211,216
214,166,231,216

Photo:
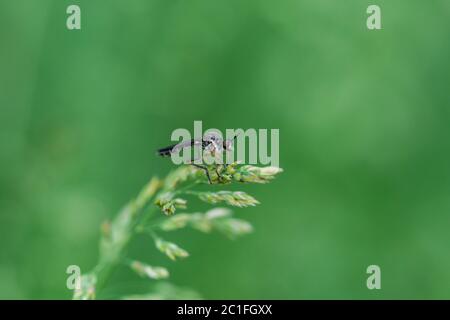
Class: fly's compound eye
205,134,223,144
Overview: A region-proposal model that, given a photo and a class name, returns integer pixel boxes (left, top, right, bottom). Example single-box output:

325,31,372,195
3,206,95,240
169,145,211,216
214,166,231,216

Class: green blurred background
1,0,450,299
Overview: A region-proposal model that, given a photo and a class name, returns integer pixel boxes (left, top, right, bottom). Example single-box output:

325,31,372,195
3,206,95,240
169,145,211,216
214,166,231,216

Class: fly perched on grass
157,133,237,184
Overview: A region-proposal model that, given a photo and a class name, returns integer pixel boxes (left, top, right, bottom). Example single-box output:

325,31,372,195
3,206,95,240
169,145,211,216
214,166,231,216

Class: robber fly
157,133,237,184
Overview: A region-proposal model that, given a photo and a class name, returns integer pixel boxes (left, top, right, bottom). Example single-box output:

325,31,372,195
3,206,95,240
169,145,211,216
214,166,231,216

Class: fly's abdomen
157,139,200,157
157,144,177,157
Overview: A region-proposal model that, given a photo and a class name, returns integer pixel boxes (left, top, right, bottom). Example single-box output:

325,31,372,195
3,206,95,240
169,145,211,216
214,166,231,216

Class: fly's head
203,133,223,156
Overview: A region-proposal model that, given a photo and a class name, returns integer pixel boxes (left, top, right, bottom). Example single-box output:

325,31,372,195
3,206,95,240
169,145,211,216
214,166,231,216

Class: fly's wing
157,139,204,157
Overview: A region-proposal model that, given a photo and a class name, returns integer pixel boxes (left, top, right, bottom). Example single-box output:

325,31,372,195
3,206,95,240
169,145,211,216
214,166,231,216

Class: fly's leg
191,163,212,184
221,163,229,176
187,155,212,184
215,166,222,180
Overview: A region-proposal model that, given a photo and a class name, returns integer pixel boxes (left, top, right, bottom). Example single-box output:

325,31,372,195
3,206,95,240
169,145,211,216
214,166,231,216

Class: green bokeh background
1,0,450,299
